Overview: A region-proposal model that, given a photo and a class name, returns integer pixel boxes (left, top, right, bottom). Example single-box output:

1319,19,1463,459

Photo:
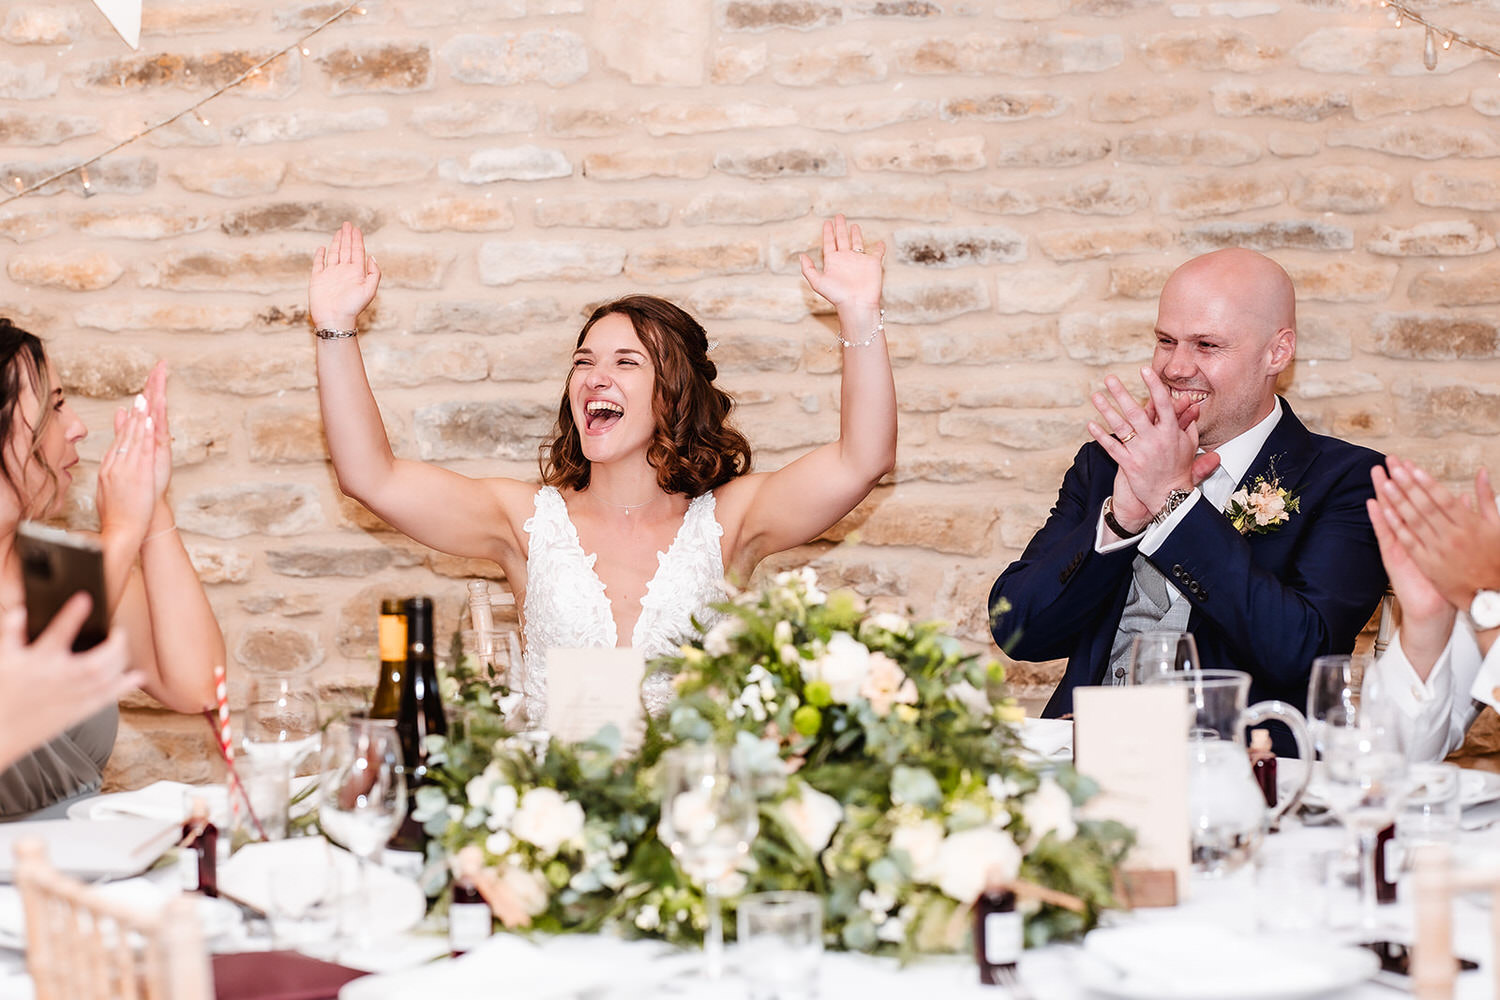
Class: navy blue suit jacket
988,401,1388,738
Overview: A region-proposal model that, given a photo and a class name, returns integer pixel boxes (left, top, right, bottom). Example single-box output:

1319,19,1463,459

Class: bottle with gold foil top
371,598,406,719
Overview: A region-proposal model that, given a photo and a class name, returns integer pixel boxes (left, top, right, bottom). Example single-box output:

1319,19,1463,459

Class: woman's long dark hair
540,296,752,496
0,319,58,517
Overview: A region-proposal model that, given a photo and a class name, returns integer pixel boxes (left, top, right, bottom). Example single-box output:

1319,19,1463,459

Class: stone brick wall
2,0,1498,787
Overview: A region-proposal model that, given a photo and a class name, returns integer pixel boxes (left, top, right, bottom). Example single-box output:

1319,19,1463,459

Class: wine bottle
396,596,447,788
974,885,1021,986
371,598,406,719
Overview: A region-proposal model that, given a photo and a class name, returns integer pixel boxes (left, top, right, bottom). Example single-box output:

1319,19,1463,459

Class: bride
309,216,895,723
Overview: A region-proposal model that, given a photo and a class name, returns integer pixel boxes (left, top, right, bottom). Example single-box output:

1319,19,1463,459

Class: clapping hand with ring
1088,367,1222,537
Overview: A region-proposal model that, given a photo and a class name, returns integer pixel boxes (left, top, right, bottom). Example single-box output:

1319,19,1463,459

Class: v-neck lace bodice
521,486,726,726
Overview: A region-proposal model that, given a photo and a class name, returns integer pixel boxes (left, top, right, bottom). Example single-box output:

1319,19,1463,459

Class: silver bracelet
836,308,884,349
315,328,358,340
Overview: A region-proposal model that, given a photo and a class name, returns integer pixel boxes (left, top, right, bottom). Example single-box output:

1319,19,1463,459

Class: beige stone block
991,132,1112,168
625,239,763,283
941,91,1069,122
807,550,909,597
712,43,767,84
104,716,218,792
581,149,712,181
290,150,433,187
478,240,625,285
167,412,230,467
1181,220,1353,253
938,410,1082,452
411,100,539,139
485,335,575,382
1292,165,1398,213
994,268,1088,314
1395,377,1500,437
414,400,554,460
1089,88,1197,123
70,207,212,240
686,285,810,323
179,347,319,396
803,98,934,133
142,249,306,292
813,182,951,221
0,61,56,100
1109,264,1171,300
1160,174,1284,219
547,106,636,139
169,158,285,198
722,0,843,31
178,483,323,538
826,493,999,556
1286,260,1397,303
1211,82,1349,122
1368,313,1500,360
0,111,99,146
7,250,123,291
399,197,514,233
235,625,325,673
186,544,252,584
1036,224,1175,261
534,196,669,230
998,499,1059,550
893,225,1026,268
1288,369,1385,400
80,49,300,96
715,145,846,179
440,30,588,86
318,42,433,94
399,0,525,25
0,210,55,243
853,137,984,173
1413,170,1500,210
1047,175,1151,216
1118,129,1260,166
1293,314,1354,361
704,334,804,372
267,546,395,578
1140,27,1278,72
957,378,1089,409
1293,27,1479,77
51,343,154,398
952,185,1040,216
73,302,256,334
1268,132,1319,158
641,102,796,137
415,298,569,336
892,451,1021,485
227,107,388,144
277,1,399,29
135,112,220,148
1352,84,1467,121
4,157,154,197
1328,124,1500,161
240,592,325,617
363,338,490,387
439,146,571,184
3,5,82,44
245,405,326,464
915,318,1059,365
1409,264,1500,307
140,2,257,35
1060,310,1156,364
681,188,810,227
894,32,1123,76
884,279,992,324
771,41,885,86
220,201,381,237
1472,89,1500,117
1367,220,1494,257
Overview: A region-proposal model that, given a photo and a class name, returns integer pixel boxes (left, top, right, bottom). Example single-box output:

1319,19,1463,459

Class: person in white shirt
1365,457,1500,760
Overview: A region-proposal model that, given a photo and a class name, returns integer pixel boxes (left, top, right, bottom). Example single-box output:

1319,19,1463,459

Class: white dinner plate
1078,925,1378,999
219,838,426,940
0,819,178,883
68,776,318,823
1285,759,1500,810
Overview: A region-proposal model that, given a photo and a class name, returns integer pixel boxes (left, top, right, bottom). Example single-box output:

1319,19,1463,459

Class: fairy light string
1379,1,1500,73
1,2,364,206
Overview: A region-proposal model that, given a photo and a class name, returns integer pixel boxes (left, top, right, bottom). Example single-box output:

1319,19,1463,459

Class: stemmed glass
1320,726,1408,930
317,713,406,947
243,673,322,769
1128,632,1199,685
657,744,759,981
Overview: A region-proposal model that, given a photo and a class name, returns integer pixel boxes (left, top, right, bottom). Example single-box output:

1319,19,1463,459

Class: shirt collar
1210,396,1283,486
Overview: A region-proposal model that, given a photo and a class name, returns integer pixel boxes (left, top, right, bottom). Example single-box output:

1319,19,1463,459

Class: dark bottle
1249,728,1277,809
179,797,219,897
449,869,493,956
371,598,407,719
1374,823,1397,904
974,886,1021,986
397,596,447,787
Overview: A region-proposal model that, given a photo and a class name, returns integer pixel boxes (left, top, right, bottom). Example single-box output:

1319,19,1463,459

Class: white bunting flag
90,0,142,50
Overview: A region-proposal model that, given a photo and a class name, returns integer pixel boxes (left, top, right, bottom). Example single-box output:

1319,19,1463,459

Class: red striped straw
214,664,233,764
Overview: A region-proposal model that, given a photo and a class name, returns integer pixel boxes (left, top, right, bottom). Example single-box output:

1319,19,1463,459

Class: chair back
1411,843,1500,1000
14,838,213,1000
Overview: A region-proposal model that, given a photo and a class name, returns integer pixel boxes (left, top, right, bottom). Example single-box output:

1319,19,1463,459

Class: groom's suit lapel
1232,400,1315,500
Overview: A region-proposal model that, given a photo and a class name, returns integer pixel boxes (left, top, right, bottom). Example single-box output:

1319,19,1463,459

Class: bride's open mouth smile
583,398,624,434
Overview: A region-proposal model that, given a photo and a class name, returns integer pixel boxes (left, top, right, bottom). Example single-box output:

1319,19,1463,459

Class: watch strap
1102,497,1143,539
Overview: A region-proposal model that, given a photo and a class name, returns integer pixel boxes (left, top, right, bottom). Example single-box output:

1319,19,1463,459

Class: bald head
1151,248,1298,449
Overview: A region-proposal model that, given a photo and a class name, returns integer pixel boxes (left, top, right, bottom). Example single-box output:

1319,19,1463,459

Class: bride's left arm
723,215,896,568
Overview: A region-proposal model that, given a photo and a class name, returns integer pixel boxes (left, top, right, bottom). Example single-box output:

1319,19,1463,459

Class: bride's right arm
310,222,524,562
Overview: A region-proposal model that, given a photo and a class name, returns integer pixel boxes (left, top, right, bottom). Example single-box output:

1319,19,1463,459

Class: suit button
1172,563,1184,577
1058,572,1068,584
1114,667,1126,679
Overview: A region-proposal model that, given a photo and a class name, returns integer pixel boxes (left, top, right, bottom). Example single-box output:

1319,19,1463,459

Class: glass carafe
1147,669,1313,876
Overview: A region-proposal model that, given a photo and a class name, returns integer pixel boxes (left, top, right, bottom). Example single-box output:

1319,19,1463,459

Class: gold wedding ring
1117,429,1137,444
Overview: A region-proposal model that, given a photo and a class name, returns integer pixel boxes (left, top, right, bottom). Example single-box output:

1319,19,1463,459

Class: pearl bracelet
143,523,178,545
315,328,358,340
836,308,885,349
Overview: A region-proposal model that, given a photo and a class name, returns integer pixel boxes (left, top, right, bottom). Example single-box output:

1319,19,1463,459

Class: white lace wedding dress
520,486,727,727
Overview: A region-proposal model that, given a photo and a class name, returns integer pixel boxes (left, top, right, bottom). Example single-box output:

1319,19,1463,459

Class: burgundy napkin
212,951,369,1000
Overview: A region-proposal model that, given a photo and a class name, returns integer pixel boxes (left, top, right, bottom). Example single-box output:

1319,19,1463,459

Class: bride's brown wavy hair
0,318,61,517
539,296,752,496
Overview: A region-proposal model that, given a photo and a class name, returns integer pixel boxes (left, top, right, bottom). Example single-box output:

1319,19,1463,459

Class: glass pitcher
1147,669,1313,876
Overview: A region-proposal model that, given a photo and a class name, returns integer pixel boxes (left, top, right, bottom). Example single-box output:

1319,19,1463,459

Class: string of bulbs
2,2,365,206
1380,1,1500,73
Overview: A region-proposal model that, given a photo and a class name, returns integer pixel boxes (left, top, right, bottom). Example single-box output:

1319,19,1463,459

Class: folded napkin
1018,717,1073,761
215,951,367,1000
76,781,227,823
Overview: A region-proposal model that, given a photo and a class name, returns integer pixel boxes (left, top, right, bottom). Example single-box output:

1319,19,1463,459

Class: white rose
466,770,499,811
496,863,550,917
486,783,520,831
863,612,911,637
859,653,918,717
931,828,1022,904
796,567,826,605
891,819,945,882
946,681,991,718
1022,777,1077,848
511,787,585,856
801,631,870,703
1228,488,1251,510
703,617,743,657
774,620,795,646
780,782,844,855
484,829,514,856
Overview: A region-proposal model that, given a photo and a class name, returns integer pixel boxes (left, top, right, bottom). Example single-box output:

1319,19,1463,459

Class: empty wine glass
1320,726,1409,930
1128,632,1199,685
243,673,322,770
1306,654,1362,753
657,744,759,981
317,713,406,948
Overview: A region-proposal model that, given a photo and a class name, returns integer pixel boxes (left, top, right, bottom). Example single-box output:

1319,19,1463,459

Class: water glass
1128,632,1199,685
737,891,822,1000
229,752,292,850
243,674,322,775
1253,844,1332,934
1398,761,1461,849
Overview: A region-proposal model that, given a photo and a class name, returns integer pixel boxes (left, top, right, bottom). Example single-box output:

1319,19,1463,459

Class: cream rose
891,818,945,882
931,828,1022,904
860,653,918,717
800,631,871,704
510,787,585,855
780,782,844,855
1021,776,1077,848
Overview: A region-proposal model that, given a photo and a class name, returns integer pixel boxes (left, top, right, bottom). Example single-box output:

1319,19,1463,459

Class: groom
989,249,1387,747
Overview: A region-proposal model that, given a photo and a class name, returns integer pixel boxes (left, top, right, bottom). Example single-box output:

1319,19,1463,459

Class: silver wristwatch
1152,488,1194,525
1471,590,1500,631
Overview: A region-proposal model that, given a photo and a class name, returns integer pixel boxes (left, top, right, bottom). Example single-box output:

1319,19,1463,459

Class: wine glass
1320,726,1409,930
317,713,406,948
243,673,322,770
1128,632,1199,685
657,744,759,981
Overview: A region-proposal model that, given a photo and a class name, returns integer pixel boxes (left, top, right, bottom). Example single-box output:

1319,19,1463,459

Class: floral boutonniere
1225,460,1301,535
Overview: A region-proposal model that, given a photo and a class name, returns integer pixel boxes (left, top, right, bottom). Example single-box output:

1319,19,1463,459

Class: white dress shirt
1094,397,1284,610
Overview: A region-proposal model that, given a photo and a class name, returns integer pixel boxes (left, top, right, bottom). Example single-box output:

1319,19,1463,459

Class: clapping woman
0,320,225,819
309,215,895,724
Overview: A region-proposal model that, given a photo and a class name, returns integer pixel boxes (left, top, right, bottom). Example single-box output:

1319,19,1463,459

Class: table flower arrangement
414,569,1131,957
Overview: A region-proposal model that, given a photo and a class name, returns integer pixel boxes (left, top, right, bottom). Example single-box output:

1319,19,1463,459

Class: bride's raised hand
799,214,884,311
309,221,381,330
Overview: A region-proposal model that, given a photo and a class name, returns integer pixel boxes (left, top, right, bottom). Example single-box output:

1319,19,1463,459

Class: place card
544,647,647,751
1073,686,1190,904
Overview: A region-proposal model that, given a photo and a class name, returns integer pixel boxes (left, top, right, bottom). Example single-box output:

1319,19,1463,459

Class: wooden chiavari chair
14,838,213,1000
1412,844,1500,1000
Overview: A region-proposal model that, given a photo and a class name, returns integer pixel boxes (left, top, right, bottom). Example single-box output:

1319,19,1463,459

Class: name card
1073,686,1190,902
544,647,647,751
